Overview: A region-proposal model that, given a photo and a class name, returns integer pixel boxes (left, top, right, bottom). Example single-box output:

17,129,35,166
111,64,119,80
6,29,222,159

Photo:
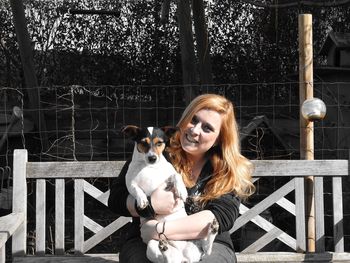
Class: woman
108,94,255,262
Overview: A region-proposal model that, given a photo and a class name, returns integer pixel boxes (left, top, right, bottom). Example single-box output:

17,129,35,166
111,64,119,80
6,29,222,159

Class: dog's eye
155,142,164,147
141,141,150,147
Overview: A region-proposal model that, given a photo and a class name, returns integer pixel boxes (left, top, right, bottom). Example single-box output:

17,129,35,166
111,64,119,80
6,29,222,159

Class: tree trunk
192,0,213,89
177,0,197,104
10,0,49,151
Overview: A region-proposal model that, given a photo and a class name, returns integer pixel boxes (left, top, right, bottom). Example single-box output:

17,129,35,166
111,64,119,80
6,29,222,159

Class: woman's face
180,109,222,160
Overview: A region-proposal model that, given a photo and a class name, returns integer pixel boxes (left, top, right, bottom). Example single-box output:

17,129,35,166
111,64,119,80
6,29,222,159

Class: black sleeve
204,193,241,233
108,159,132,216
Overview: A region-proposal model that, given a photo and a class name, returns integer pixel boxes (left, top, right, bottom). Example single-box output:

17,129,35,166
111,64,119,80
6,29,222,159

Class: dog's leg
201,218,219,256
146,239,165,263
128,183,149,209
181,241,202,263
171,173,188,202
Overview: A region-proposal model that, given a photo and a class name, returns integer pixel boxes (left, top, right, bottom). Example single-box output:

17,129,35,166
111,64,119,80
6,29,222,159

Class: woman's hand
150,182,181,215
140,219,158,243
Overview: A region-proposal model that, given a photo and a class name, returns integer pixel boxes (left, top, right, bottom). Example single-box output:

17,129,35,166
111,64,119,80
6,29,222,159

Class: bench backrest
12,149,348,256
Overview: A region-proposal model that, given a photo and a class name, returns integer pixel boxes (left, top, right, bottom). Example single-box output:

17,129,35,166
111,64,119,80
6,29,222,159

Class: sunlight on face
180,109,222,160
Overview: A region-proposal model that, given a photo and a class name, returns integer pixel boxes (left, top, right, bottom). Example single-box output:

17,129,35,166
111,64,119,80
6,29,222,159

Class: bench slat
233,179,295,230
315,176,325,252
12,254,119,262
236,204,296,250
36,179,46,255
295,177,306,252
12,150,28,256
26,160,348,179
333,177,344,252
26,161,126,178
251,160,348,176
74,180,84,255
83,217,131,253
55,179,65,254
242,227,284,253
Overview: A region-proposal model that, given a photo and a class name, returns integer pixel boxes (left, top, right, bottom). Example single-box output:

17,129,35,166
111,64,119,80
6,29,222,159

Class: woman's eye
203,125,214,133
190,116,199,124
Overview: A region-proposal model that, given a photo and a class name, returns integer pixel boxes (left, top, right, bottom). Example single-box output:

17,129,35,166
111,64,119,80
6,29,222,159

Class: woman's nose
191,124,200,134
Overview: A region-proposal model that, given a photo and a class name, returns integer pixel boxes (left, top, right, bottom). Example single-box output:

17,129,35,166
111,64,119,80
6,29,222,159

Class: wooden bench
3,149,350,262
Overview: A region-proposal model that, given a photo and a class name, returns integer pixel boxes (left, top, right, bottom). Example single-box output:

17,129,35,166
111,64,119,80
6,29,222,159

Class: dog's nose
148,155,157,164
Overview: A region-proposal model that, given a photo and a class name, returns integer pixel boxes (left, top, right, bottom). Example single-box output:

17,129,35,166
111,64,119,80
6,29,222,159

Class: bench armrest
0,212,25,247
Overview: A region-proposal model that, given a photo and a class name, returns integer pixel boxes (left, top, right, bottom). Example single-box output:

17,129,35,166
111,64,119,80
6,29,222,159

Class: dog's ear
161,126,178,138
121,125,141,140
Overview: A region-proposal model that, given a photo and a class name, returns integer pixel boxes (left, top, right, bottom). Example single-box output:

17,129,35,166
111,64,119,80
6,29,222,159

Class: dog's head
121,125,177,165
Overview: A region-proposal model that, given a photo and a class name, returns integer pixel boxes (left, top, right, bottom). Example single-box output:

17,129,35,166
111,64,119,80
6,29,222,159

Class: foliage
0,0,350,87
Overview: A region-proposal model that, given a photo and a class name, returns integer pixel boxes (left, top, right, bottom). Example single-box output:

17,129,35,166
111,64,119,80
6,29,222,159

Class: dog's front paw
173,174,188,201
210,218,219,235
178,187,188,202
137,196,149,209
158,239,169,252
202,218,219,256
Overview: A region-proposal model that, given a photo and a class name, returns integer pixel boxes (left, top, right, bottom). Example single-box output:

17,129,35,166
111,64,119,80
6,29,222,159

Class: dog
121,125,219,263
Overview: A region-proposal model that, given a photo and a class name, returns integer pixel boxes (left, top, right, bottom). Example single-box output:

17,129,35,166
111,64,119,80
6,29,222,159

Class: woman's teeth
186,134,198,143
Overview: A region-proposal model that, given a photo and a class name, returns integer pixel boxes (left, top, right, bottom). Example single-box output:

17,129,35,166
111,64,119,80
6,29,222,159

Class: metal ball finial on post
301,98,326,122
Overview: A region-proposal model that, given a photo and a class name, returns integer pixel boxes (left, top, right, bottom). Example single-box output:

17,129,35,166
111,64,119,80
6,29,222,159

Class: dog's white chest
132,162,176,195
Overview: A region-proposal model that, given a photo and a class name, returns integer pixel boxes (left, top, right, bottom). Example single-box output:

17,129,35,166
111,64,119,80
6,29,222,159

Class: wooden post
298,14,315,253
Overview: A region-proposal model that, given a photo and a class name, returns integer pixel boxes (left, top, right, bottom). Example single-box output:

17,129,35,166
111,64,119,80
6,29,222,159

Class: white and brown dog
122,125,218,263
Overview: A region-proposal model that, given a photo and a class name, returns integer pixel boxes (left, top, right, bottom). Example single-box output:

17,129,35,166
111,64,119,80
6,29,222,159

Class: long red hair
167,94,255,203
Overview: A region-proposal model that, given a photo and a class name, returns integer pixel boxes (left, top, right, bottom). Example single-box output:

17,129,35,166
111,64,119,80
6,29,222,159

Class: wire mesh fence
1,81,350,252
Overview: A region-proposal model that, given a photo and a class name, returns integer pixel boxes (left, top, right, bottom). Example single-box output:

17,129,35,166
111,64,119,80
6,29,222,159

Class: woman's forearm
161,210,216,240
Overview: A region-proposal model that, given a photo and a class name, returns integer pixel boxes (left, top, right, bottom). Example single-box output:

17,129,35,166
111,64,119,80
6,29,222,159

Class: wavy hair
167,94,255,203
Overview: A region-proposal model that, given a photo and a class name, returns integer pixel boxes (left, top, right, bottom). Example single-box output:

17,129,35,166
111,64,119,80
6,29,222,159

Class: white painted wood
26,161,126,178
242,227,283,253
74,180,84,255
10,155,350,262
315,176,325,252
294,177,306,253
55,179,65,254
36,179,46,255
0,212,25,247
10,252,350,263
333,177,344,252
251,160,348,176
235,204,296,250
0,245,4,263
13,254,120,262
232,179,295,230
236,252,350,262
83,217,132,253
12,149,28,256
276,197,295,215
83,181,110,206
84,216,103,234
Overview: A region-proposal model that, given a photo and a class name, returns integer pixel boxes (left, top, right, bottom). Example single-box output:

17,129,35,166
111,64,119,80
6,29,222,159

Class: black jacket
108,159,241,250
